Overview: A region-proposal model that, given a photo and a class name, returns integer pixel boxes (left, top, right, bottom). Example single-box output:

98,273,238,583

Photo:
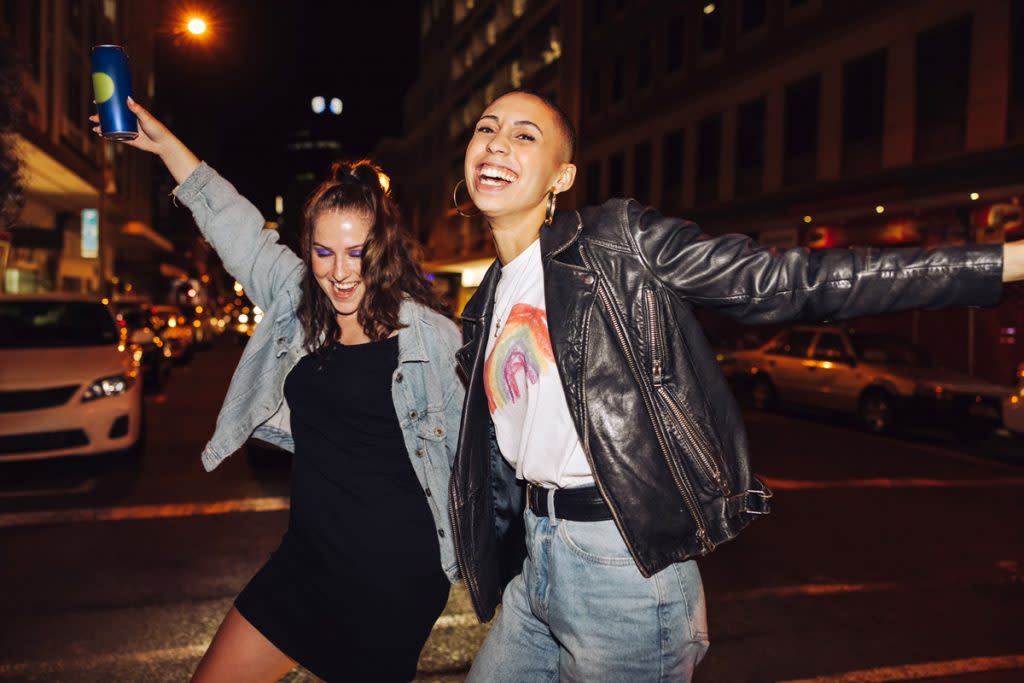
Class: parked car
112,301,172,393
724,325,1013,436
1004,363,1024,436
0,295,144,462
149,304,194,362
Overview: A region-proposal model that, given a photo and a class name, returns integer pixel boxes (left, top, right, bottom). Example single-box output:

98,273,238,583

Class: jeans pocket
557,519,636,566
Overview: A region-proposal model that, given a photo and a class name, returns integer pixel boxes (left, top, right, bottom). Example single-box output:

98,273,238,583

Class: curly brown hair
297,160,442,354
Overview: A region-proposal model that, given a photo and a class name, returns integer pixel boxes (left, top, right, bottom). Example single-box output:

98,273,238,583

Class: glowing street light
187,17,208,35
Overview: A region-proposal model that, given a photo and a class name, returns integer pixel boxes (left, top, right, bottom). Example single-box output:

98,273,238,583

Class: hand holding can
91,44,139,140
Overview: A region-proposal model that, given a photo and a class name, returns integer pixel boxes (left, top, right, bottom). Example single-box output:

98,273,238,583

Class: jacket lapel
540,210,598,428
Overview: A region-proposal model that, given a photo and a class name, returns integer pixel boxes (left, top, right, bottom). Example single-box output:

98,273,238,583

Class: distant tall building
276,95,345,252
2,0,168,295
383,0,1023,383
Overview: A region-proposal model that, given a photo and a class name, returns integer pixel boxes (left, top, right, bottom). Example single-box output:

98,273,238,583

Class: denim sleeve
439,320,465,469
173,162,303,312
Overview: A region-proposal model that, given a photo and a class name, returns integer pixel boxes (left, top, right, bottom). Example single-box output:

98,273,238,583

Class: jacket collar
397,298,430,363
460,209,583,323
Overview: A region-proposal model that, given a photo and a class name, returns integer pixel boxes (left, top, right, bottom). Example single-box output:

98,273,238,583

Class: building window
633,141,652,204
1011,0,1024,139
735,97,766,197
783,74,820,186
609,151,625,197
586,160,602,206
696,113,722,205
701,3,723,53
661,129,684,215
611,53,625,102
666,14,686,72
636,36,653,89
915,15,971,161
587,66,602,115
740,0,767,34
842,49,886,176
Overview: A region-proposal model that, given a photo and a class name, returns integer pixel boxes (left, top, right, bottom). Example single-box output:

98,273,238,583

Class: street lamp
186,17,207,36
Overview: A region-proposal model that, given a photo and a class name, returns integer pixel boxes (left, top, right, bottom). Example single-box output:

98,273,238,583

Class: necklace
492,247,536,337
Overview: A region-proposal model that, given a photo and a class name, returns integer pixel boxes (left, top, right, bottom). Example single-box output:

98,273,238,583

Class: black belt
526,483,613,522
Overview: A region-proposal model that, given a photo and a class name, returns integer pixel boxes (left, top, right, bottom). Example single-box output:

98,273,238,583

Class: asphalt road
1,336,1022,682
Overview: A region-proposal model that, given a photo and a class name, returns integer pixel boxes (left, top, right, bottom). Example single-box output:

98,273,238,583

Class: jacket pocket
644,288,730,496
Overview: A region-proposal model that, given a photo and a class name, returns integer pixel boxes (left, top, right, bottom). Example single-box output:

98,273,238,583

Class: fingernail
127,96,135,104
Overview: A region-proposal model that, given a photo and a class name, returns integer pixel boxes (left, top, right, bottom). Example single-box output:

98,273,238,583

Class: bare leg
191,607,297,683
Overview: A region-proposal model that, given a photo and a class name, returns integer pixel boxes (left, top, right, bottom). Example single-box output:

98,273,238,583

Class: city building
1,0,168,296
385,0,1023,384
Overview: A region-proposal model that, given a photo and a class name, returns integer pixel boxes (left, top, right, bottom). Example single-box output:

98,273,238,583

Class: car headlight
82,374,134,402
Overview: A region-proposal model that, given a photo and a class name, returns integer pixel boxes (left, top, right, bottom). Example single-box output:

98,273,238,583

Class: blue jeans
467,506,709,682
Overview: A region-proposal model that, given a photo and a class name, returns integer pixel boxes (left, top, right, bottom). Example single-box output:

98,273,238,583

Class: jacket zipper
581,250,712,552
644,289,730,495
449,464,485,619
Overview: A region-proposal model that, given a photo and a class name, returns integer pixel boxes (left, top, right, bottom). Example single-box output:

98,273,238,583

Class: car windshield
850,334,931,367
0,301,119,349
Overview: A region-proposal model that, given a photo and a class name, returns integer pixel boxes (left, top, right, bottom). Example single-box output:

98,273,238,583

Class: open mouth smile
476,163,519,189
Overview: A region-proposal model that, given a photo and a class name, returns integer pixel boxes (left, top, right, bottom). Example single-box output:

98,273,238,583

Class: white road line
0,644,209,675
0,477,98,499
779,654,1024,682
0,496,289,528
760,476,1024,490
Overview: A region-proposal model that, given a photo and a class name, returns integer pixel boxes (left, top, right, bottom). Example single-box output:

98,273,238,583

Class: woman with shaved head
448,88,1024,681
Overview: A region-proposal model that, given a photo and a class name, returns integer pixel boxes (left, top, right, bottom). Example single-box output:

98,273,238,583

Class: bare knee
192,607,296,683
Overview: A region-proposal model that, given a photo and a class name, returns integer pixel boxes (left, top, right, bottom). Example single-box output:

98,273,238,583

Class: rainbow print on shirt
484,304,555,414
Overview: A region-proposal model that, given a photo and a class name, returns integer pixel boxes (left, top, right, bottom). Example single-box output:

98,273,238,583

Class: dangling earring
544,191,556,226
452,179,480,218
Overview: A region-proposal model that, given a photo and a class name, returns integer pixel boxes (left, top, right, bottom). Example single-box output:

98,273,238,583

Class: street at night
1,339,1021,682
5,1,1024,681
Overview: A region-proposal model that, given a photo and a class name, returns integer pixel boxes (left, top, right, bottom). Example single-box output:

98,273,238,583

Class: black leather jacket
449,199,1004,621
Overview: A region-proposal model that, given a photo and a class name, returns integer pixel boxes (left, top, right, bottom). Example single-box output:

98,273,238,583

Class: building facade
388,0,1022,384
1,0,168,296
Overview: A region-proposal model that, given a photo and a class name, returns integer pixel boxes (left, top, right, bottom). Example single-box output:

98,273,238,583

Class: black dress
235,336,450,682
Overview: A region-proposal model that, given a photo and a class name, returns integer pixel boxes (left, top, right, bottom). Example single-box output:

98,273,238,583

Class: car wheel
858,389,897,434
750,375,778,411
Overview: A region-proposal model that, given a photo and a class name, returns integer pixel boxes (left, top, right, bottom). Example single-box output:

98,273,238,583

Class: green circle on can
92,72,115,103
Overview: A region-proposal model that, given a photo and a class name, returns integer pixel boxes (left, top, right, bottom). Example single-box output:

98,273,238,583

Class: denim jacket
173,162,463,582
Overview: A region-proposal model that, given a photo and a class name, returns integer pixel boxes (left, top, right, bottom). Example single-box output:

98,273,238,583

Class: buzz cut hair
504,87,578,162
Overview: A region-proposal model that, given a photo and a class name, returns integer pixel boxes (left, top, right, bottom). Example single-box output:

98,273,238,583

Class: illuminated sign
81,209,99,258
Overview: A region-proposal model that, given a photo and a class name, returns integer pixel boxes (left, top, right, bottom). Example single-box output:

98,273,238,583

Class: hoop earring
544,191,556,226
452,179,480,218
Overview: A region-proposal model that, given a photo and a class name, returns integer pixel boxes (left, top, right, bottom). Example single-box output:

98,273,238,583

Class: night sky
152,0,420,211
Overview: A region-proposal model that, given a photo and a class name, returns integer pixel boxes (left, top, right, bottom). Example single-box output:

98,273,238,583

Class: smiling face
463,92,576,226
310,208,373,319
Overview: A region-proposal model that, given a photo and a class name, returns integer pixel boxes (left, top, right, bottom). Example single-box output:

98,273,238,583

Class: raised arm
627,202,1007,325
90,98,302,312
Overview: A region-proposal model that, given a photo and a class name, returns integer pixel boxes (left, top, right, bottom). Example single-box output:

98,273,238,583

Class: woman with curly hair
92,99,463,682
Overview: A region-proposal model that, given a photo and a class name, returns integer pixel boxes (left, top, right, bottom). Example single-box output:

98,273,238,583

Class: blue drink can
90,45,139,140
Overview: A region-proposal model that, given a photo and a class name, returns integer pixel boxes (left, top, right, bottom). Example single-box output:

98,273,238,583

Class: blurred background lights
311,96,326,114
329,97,343,115
186,17,207,35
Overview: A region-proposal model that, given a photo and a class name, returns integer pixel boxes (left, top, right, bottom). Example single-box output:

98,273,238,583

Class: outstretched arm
91,99,302,311
628,201,1006,325
1004,242,1024,282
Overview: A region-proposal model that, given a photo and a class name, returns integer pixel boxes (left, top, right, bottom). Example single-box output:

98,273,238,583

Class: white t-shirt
483,239,594,489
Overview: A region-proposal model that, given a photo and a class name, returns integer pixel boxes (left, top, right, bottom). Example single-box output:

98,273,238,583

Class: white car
0,295,144,462
1004,363,1024,436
